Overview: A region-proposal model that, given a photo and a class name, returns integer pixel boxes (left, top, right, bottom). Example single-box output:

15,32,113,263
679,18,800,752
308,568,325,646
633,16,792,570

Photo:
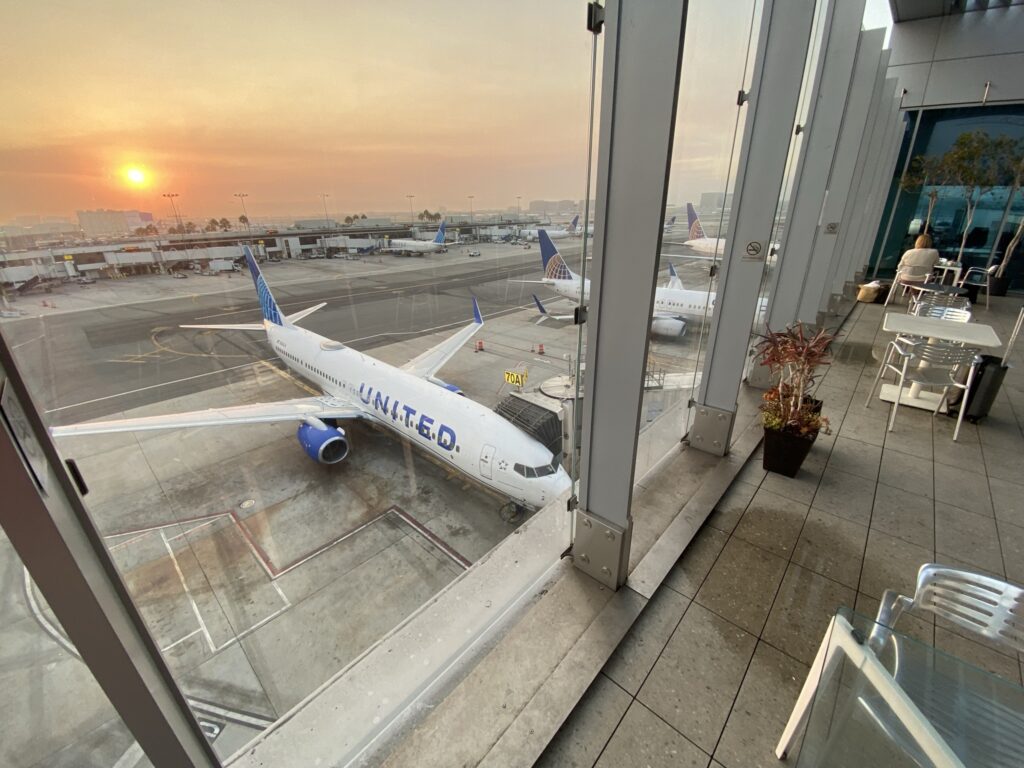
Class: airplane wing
660,250,717,262
181,303,326,331
50,396,365,437
401,298,483,380
181,322,265,331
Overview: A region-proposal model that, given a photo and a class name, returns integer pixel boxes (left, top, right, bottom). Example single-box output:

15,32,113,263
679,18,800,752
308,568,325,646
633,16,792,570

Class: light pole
234,193,250,232
467,195,474,225
320,193,331,228
406,194,415,224
162,193,182,232
516,195,521,220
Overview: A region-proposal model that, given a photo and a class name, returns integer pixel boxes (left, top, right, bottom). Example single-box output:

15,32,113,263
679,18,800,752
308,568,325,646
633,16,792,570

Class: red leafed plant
754,324,835,437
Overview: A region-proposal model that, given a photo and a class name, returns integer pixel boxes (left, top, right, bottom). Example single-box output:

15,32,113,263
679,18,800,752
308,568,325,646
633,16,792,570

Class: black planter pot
763,426,818,478
990,274,1010,297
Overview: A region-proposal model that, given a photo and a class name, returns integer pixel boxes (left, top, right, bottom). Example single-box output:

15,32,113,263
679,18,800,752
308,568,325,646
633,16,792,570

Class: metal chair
959,264,999,309
885,264,935,306
908,291,971,316
870,564,1024,654
912,304,972,322
865,338,981,440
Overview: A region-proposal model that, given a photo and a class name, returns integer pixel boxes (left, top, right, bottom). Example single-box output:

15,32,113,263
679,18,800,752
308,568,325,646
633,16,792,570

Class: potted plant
754,324,834,477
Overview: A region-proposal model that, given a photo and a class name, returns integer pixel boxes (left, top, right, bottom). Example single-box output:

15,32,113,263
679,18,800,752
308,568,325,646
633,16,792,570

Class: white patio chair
870,564,1024,655
912,304,972,322
885,264,935,306
908,292,971,316
865,338,981,441
958,264,999,309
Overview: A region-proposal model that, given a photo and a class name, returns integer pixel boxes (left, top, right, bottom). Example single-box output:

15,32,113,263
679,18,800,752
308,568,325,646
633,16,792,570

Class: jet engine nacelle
651,316,687,338
296,422,349,464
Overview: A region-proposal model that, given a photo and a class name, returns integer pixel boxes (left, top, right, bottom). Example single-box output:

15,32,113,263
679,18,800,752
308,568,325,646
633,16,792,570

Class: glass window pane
0,531,149,768
2,2,596,756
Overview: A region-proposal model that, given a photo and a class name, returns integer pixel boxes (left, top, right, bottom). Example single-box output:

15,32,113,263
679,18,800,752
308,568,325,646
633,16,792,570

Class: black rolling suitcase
947,306,1021,423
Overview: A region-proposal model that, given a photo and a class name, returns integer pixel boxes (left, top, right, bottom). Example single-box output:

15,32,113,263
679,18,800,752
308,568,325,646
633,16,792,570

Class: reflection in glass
0,534,148,767
870,104,1024,289
632,0,764,480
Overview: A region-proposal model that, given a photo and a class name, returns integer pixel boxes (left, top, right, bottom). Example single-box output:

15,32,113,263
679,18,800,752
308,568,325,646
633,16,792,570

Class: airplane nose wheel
499,501,524,526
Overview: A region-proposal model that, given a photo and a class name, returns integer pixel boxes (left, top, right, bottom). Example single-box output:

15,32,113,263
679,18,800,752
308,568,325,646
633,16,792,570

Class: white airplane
383,220,448,255
665,203,778,265
528,231,766,338
520,214,579,242
50,247,571,511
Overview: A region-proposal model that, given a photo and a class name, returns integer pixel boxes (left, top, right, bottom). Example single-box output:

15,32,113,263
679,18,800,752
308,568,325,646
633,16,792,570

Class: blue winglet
668,261,678,278
434,220,447,244
472,296,483,324
532,294,548,315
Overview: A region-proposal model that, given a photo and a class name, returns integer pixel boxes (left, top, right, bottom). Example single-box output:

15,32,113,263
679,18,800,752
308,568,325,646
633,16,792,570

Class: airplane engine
296,422,349,464
651,316,687,338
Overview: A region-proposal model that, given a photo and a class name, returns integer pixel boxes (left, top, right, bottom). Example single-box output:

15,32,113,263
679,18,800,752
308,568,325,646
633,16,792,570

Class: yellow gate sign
504,369,528,388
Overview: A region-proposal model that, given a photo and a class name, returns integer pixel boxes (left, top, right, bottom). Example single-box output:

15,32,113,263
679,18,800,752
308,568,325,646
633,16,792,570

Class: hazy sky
0,0,890,223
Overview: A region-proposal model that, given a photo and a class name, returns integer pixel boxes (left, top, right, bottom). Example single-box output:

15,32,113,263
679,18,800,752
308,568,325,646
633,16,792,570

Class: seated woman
887,234,940,304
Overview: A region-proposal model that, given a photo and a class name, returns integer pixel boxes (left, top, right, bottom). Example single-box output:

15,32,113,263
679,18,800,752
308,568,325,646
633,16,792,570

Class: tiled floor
539,296,1024,768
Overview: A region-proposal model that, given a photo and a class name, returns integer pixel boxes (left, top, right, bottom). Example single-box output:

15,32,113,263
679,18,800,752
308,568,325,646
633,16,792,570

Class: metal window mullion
0,343,219,767
575,0,688,589
765,0,866,329
690,0,818,455
813,28,886,315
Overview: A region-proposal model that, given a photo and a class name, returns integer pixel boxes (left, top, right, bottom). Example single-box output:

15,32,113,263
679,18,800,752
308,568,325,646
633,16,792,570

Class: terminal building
2,2,1024,767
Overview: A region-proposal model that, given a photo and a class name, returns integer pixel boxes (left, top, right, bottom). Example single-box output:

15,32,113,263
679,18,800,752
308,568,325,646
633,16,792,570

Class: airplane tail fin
569,214,580,232
433,220,447,244
539,231,574,281
243,246,290,327
666,261,684,290
686,203,706,240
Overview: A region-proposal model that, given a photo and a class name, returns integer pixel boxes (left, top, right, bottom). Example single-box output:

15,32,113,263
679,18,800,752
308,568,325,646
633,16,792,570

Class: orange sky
0,0,889,224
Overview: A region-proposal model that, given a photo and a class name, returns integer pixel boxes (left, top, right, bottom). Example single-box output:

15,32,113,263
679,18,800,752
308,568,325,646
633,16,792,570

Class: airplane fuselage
266,323,570,510
521,228,572,242
543,278,716,319
385,239,446,254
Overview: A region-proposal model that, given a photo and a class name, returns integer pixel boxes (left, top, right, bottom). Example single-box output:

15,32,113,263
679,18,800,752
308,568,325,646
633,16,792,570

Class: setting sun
122,165,148,188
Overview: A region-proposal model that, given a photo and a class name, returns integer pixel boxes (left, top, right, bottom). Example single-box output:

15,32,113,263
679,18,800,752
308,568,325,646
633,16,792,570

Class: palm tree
218,218,231,231
238,214,249,228
361,213,367,219
205,218,219,232
185,221,197,234
344,215,353,225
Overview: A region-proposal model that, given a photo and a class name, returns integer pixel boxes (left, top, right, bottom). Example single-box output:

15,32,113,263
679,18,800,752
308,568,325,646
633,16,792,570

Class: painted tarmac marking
161,530,216,652
161,628,201,653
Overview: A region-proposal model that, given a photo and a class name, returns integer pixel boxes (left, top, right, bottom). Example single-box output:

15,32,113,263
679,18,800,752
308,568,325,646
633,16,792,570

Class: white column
764,0,867,331
576,0,688,589
811,28,886,317
690,0,819,456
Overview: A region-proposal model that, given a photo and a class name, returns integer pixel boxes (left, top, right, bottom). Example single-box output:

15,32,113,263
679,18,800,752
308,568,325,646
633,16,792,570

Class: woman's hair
915,233,933,249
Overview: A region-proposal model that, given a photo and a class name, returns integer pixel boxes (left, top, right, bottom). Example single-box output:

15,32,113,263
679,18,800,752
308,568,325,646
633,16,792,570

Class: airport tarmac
0,240,721,766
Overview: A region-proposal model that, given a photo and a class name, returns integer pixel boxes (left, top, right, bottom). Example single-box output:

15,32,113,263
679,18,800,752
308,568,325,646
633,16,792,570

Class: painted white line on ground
161,628,202,653
44,361,268,414
112,741,145,768
161,530,216,652
23,567,80,658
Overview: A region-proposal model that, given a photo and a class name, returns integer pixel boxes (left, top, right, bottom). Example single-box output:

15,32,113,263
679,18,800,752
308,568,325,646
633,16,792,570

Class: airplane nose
552,468,573,498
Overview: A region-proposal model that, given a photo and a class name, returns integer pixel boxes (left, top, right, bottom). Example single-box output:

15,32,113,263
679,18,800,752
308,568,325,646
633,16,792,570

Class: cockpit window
514,458,560,478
